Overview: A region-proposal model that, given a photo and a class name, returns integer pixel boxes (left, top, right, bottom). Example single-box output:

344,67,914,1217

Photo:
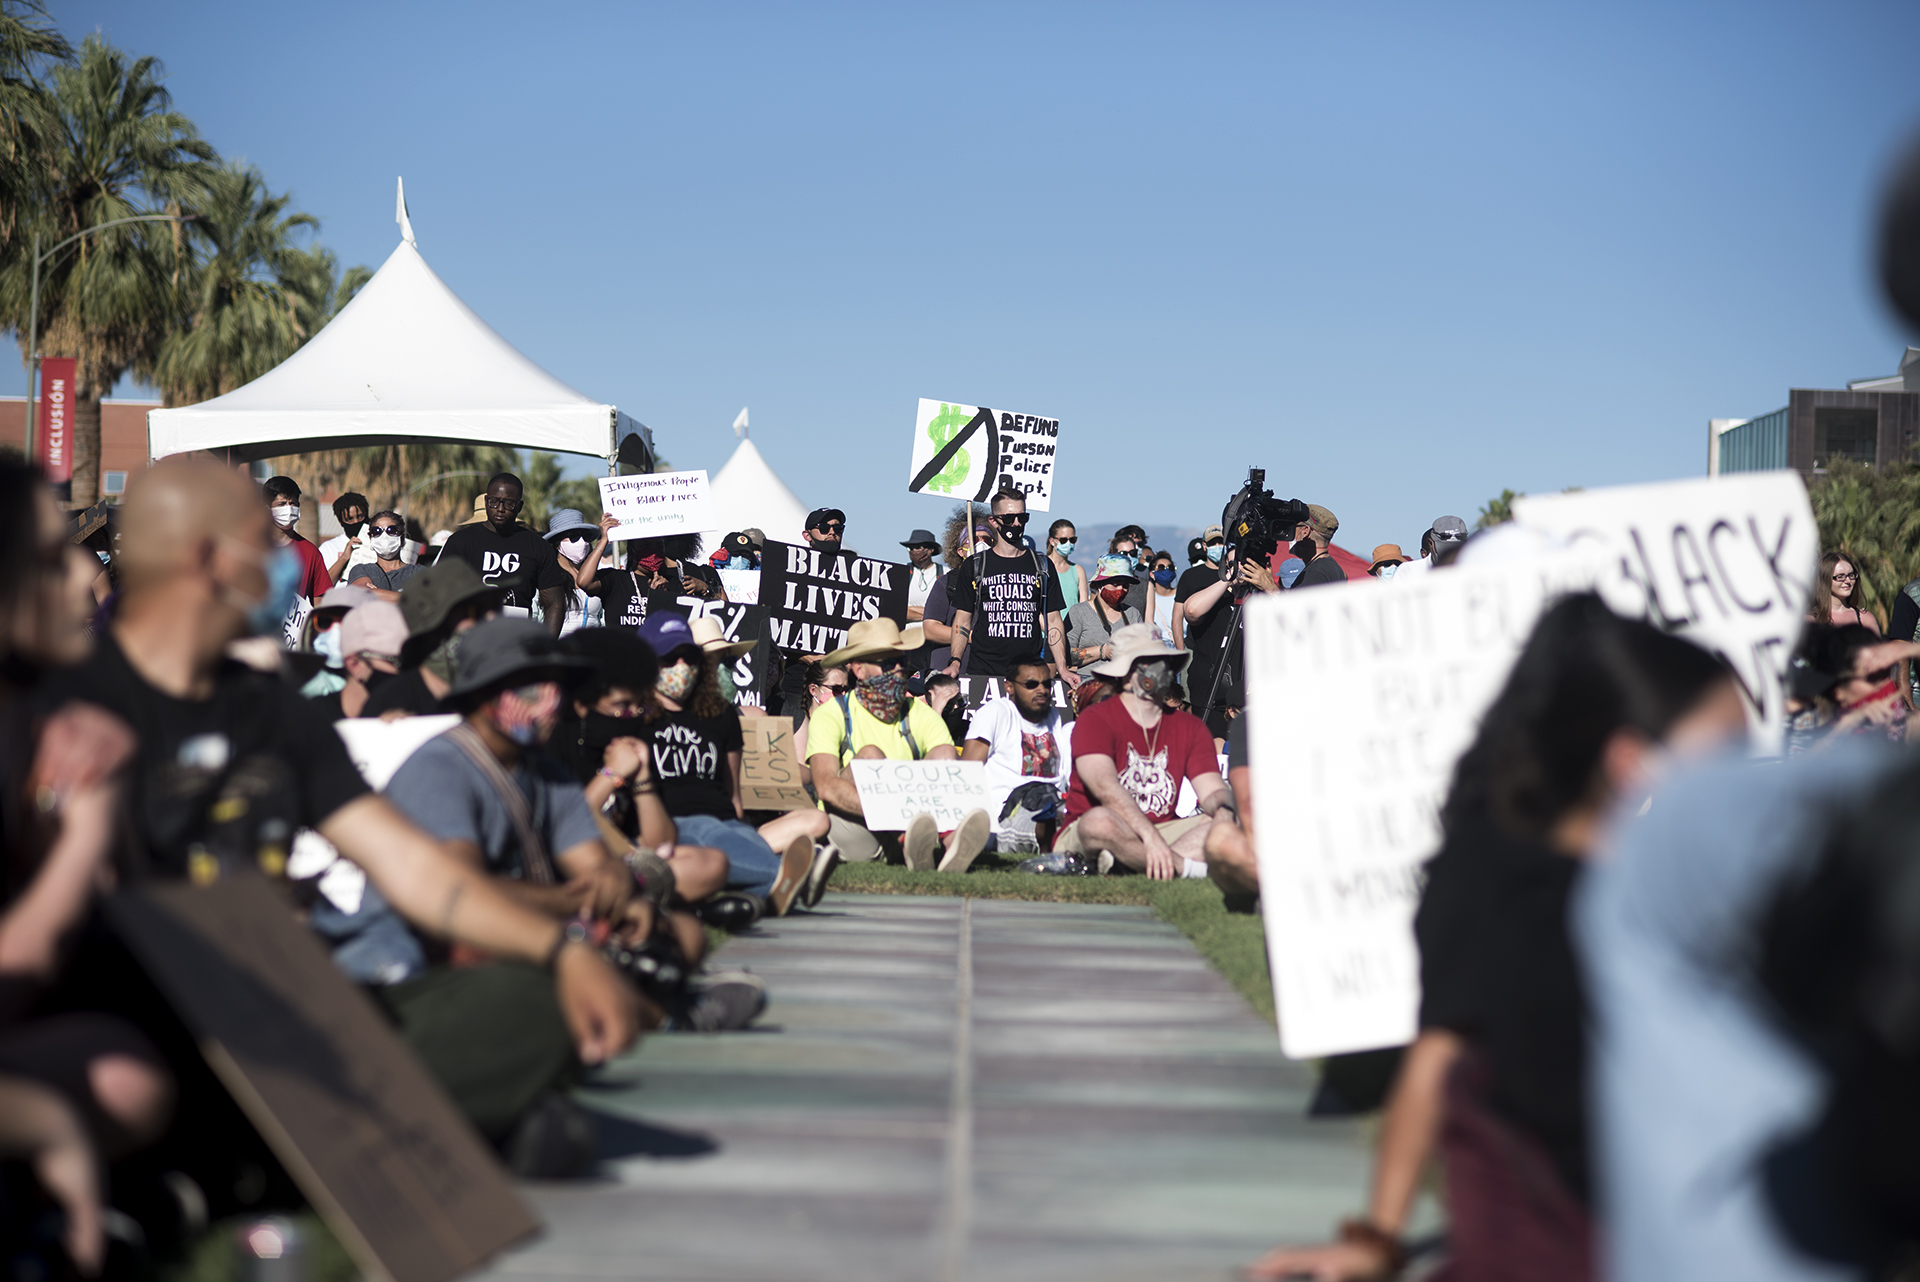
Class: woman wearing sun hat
543,508,605,635
1368,543,1409,580
1064,554,1145,680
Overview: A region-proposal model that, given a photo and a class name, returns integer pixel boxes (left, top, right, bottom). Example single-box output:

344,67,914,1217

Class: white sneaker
1096,851,1116,876
904,813,940,871
937,809,992,874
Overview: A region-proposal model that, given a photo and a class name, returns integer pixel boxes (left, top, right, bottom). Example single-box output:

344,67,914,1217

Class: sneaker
904,813,940,871
503,1091,598,1178
1017,851,1090,876
672,971,768,1031
800,843,842,909
695,891,763,932
1097,851,1116,876
937,809,991,874
766,834,814,917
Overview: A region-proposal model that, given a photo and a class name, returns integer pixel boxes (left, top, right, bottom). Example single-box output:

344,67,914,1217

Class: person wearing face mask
1065,555,1145,680
322,601,409,721
1055,624,1233,879
319,491,376,585
261,475,331,615
1145,551,1180,643
1107,525,1150,616
300,583,380,702
808,619,992,873
1047,519,1087,613
1172,525,1227,652
1289,504,1348,590
540,509,605,636
362,560,504,718
947,487,1078,687
344,509,424,600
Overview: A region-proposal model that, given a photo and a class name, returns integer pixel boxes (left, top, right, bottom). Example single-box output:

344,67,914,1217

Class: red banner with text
36,357,75,485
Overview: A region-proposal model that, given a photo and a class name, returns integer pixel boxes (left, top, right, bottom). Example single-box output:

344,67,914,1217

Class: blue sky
10,1,1920,555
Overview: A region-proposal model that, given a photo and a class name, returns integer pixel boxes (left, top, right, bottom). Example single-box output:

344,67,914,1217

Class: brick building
0,396,158,498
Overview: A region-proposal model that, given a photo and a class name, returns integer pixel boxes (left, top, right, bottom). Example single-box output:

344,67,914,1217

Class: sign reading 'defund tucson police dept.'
907,398,1058,511
758,541,910,656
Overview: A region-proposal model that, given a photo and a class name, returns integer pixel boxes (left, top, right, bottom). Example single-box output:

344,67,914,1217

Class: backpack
966,544,1050,668
834,694,921,766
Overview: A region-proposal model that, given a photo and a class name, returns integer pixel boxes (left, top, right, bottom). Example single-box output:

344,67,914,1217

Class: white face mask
558,537,590,562
271,504,300,529
370,533,404,558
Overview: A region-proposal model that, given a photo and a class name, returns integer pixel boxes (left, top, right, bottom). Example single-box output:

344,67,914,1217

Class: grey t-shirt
347,561,424,592
386,732,600,881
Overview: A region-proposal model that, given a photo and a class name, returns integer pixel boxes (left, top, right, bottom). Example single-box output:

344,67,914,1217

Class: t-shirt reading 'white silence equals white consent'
965,696,1072,823
949,549,1065,677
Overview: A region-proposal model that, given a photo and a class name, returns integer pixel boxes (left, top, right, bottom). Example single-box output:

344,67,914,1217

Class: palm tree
150,160,335,406
0,34,214,505
1808,455,1920,627
0,0,70,265
1475,488,1522,530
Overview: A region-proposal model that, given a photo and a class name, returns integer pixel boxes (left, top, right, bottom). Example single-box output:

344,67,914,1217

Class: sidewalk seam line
938,896,974,1282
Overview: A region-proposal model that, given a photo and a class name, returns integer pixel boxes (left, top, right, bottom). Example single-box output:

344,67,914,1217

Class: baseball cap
722,531,755,557
1431,515,1469,542
805,507,846,532
741,527,766,549
1202,524,1225,543
636,612,698,658
340,601,408,657
1306,505,1339,537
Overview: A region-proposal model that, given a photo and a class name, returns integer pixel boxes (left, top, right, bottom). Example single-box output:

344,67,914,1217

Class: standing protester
1369,544,1408,579
962,658,1072,854
947,487,1078,686
774,507,855,716
1289,505,1346,589
919,505,991,677
344,509,423,600
541,508,605,636
1395,516,1466,584
318,491,373,585
53,459,640,1173
1108,525,1150,616
1808,549,1881,633
262,475,330,608
1177,519,1287,743
633,614,830,916
1055,625,1232,878
362,559,503,718
1065,555,1144,680
901,528,941,623
1048,518,1088,613
1145,549,1180,642
434,472,572,634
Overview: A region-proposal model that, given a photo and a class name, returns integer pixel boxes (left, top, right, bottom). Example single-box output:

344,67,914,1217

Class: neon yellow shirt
807,695,955,768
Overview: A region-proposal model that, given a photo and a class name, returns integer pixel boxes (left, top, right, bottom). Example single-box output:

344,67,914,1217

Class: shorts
1053,813,1209,855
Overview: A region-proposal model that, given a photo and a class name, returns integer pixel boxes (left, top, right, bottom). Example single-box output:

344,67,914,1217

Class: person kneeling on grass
1054,624,1235,879
808,619,993,873
633,614,836,915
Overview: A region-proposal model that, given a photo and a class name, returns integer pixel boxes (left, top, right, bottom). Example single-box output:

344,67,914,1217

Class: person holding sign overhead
947,487,1078,687
808,619,993,873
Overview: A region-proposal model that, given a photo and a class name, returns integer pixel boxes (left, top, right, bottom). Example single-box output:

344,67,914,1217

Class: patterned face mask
657,659,697,702
856,668,911,723
489,683,560,746
1130,658,1181,706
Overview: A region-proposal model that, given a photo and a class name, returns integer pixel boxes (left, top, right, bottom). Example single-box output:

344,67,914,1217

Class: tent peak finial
733,407,749,439
396,177,416,246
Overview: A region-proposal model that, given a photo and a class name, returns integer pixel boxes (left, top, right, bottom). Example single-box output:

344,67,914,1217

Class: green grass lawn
826,855,1275,1021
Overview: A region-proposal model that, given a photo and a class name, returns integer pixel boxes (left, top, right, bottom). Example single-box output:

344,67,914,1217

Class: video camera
1219,468,1309,574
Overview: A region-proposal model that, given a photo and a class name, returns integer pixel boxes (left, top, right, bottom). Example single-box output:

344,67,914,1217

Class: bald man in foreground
55,456,641,1176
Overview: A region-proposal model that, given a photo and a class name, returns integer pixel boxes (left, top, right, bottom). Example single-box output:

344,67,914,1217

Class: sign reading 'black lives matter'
758,540,910,655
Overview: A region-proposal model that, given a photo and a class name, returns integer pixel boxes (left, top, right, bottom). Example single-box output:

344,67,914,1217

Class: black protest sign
962,676,1076,722
758,540,910,657
106,872,538,1282
691,601,774,710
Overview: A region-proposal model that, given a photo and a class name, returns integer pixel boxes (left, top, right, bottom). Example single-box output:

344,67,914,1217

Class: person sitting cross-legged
808,619,994,873
961,658,1072,856
1055,624,1236,878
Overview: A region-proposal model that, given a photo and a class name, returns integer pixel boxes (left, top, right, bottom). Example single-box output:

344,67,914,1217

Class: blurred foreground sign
1245,472,1817,1059
108,871,538,1282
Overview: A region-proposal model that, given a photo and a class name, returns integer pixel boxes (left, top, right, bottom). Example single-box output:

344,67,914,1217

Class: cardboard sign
739,718,814,811
758,540,910,656
907,398,1058,511
597,470,713,540
106,872,539,1282
850,759,990,831
334,715,461,788
688,601,774,711
1244,548,1607,1059
1510,472,1818,755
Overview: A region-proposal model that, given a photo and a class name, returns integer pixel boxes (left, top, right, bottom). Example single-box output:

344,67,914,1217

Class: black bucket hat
447,618,587,699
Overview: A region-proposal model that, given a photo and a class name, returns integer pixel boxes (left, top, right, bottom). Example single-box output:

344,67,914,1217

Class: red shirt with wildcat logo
1062,695,1217,826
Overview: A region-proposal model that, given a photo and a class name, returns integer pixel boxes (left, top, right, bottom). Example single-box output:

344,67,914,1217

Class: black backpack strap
836,692,921,761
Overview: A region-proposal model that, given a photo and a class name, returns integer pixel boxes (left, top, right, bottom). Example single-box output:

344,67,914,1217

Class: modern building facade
1710,348,1920,478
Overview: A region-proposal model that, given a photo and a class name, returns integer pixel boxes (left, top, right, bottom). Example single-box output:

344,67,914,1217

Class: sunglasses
996,513,1029,525
871,655,909,672
369,523,405,537
813,522,845,535
485,497,523,510
820,683,851,695
1013,678,1049,690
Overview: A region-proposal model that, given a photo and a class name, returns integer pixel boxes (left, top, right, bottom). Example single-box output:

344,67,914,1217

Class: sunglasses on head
368,523,405,537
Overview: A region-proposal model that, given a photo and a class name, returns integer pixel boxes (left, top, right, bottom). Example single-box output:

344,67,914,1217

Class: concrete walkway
476,894,1378,1282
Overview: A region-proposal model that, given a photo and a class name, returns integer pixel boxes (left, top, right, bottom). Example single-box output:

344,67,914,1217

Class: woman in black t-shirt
1247,595,1746,1282
582,533,724,633
634,615,828,916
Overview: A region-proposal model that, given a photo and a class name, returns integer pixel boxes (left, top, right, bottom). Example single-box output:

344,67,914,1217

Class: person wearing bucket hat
1054,623,1235,880
362,559,503,718
542,508,604,636
808,618,994,874
901,528,941,623
1369,544,1409,579
629,613,834,916
1064,554,1144,680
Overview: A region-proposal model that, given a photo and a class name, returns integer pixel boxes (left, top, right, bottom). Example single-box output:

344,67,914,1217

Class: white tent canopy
148,181,652,467
702,410,810,548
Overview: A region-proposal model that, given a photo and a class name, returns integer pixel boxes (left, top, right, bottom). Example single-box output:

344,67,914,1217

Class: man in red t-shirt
263,474,332,604
1058,623,1235,879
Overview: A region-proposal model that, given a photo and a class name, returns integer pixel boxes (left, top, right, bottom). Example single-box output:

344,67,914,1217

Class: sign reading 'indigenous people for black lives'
758,541,910,656
907,398,1059,511
690,601,774,710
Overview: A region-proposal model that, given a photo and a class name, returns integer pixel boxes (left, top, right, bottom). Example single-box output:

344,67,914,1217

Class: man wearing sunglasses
948,487,1079,688
436,473,573,636
961,658,1071,854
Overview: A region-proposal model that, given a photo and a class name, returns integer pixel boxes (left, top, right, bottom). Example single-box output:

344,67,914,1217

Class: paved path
477,894,1378,1282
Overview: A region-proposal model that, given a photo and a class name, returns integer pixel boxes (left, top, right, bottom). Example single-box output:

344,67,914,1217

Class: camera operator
1178,534,1294,746
1290,506,1345,589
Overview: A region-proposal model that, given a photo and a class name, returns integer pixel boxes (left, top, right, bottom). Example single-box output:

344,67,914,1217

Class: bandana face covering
657,659,697,703
423,631,464,684
856,668,911,723
490,683,560,747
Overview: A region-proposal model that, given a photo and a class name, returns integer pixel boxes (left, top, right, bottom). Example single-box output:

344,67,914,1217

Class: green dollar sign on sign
924,402,972,494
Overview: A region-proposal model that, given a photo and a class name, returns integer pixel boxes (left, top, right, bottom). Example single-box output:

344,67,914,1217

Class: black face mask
1290,536,1316,561
361,667,397,695
580,711,639,751
343,520,366,537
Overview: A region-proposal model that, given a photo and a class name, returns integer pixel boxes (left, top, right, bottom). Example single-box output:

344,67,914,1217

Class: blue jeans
675,813,784,897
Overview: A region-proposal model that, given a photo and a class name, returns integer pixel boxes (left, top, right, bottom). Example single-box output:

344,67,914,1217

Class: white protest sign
850,759,990,831
1245,549,1606,1060
334,715,461,789
597,470,713,540
1511,472,1818,755
718,567,759,604
907,398,1058,511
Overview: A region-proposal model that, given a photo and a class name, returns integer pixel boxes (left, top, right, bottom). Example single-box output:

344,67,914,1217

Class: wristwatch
544,918,594,969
